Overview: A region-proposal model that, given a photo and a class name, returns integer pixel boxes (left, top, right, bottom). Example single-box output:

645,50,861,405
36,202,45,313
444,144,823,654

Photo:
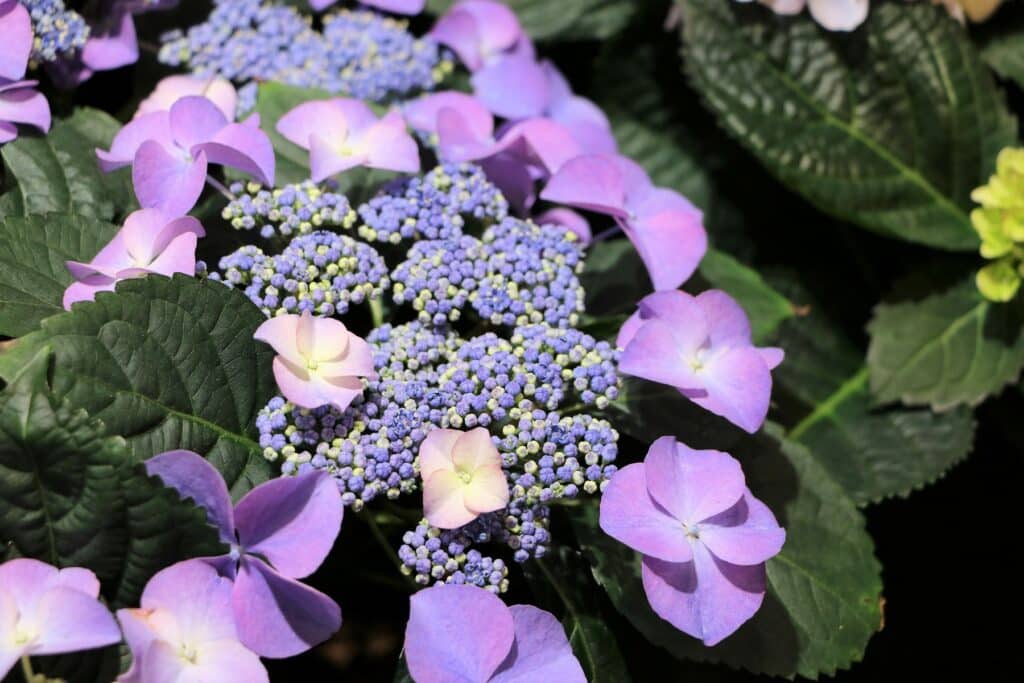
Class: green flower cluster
972,148,1024,302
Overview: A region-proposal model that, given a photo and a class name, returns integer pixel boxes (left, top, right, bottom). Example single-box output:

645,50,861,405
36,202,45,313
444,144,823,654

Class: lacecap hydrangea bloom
971,147,1024,302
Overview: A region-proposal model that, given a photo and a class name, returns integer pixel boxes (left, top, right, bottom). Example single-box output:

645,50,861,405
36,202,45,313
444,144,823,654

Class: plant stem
357,510,416,590
206,174,236,201
20,656,35,683
591,225,623,243
369,298,385,328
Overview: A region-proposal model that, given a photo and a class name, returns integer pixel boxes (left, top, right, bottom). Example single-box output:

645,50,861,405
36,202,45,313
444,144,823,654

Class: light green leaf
680,0,1016,250
0,347,223,608
426,0,637,41
0,108,135,221
867,276,1024,410
0,214,120,338
0,275,278,497
978,11,1024,88
574,424,883,679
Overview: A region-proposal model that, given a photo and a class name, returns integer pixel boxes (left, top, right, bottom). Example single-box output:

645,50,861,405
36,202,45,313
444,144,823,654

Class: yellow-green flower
970,148,1024,302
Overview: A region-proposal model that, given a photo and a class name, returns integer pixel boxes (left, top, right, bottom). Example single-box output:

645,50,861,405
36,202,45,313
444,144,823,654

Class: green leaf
574,424,883,679
0,108,135,221
680,0,1016,250
0,346,223,608
525,548,631,683
426,0,637,41
867,276,1024,410
977,8,1024,88
0,275,278,497
0,214,120,338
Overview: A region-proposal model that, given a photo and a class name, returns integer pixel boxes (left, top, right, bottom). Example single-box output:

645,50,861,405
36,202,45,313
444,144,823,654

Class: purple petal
80,11,138,72
472,54,549,120
276,100,349,149
535,208,591,244
309,134,364,182
635,290,710,354
196,121,276,185
459,0,522,56
618,319,702,390
31,587,121,656
0,1,31,81
696,290,753,348
131,141,207,216
235,471,342,579
359,112,420,173
405,91,492,137
437,107,496,162
624,189,707,291
62,278,117,309
644,437,746,527
599,463,692,562
233,558,341,659
146,638,268,683
493,118,580,176
490,605,586,683
760,347,785,370
699,493,786,566
429,8,485,70
0,120,17,144
541,62,616,155
97,111,172,171
481,153,536,213
540,154,629,217
692,346,774,434
143,233,198,277
139,560,238,641
0,85,51,133
169,95,228,149
641,543,766,646
145,450,236,543
405,584,514,683
359,0,425,13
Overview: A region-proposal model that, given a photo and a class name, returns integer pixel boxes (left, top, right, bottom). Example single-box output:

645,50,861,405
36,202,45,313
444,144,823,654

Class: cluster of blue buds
223,180,356,239
159,1,449,105
210,231,389,317
21,0,89,65
357,163,508,244
398,517,509,593
391,236,490,326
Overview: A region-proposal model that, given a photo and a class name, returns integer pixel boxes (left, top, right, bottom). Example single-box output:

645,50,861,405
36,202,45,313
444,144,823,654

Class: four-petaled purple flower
63,209,205,309
117,559,268,683
542,153,708,291
0,0,51,144
1,558,121,679
277,98,420,182
311,0,426,13
617,289,784,433
97,95,275,216
146,450,343,659
600,437,785,645
404,584,586,682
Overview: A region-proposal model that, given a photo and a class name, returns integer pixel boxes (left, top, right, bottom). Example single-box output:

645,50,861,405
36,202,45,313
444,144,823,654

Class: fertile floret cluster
210,231,389,317
356,163,508,244
223,180,356,239
398,517,509,593
21,0,89,64
159,1,448,106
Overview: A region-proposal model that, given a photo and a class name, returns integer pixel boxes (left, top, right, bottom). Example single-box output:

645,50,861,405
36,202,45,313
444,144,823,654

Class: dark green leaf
1,108,135,221
0,214,119,337
0,347,223,608
0,275,278,497
680,0,1015,250
574,424,883,678
426,0,637,41
867,277,1024,410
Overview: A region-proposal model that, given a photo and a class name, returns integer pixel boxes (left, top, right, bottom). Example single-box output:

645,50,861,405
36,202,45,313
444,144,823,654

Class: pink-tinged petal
0,120,17,144
253,314,304,365
131,141,207,216
97,111,172,171
81,11,138,72
472,54,549,120
405,91,492,137
140,560,238,642
320,331,376,377
233,558,341,659
645,437,746,526
359,0,425,13
120,209,188,261
309,133,364,182
807,0,869,31
145,450,236,543
462,465,509,514
405,584,515,683
114,609,152,683
169,95,228,149
459,1,522,57
193,641,270,682
309,0,337,9
235,472,342,579
423,469,477,529
148,214,206,258
0,87,51,133
271,357,324,409
0,2,31,81
491,605,586,683
429,8,484,70
62,277,118,309
625,190,707,291
481,153,536,214
140,232,198,276
759,347,785,370
418,428,461,480
642,543,767,646
0,598,21,681
437,107,495,162
635,290,709,354
619,319,702,390
276,100,349,149
599,463,692,562
699,494,786,566
452,427,499,471
197,122,276,185
0,558,57,606
696,290,753,348
329,99,379,134
693,346,774,434
763,0,807,14
136,75,238,121
53,567,101,597
495,118,580,176
30,586,120,656
318,374,366,411
134,640,186,682
536,208,591,244
358,112,420,173
615,310,643,350
541,154,629,217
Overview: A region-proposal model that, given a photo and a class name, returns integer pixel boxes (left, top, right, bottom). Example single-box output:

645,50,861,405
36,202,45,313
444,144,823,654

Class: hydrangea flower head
0,558,121,679
117,560,268,683
63,209,205,309
146,450,343,658
617,290,784,433
420,427,510,529
542,153,707,291
254,311,377,411
136,74,238,121
404,584,586,682
600,437,785,645
98,95,275,216
971,147,1024,301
